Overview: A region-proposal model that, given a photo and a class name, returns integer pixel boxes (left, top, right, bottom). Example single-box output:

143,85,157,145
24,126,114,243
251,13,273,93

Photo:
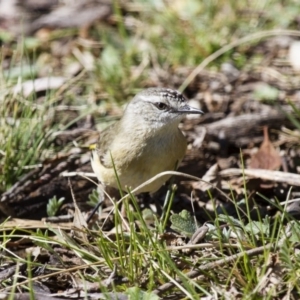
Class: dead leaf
250,126,281,170
191,163,219,191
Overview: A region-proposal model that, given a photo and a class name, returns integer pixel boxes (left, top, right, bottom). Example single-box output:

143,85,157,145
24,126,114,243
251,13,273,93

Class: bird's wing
94,122,118,168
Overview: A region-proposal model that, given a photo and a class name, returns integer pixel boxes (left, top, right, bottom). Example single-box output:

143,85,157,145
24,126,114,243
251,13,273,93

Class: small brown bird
91,88,203,194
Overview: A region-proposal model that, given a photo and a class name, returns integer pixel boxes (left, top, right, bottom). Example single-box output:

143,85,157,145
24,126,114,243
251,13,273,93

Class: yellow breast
91,128,187,193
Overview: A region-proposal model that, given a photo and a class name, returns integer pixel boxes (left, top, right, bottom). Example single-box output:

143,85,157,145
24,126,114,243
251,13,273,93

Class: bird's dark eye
156,102,167,110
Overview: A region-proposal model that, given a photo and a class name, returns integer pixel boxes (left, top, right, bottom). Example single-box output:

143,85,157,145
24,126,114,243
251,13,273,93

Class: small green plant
87,188,101,207
46,196,65,217
170,209,198,238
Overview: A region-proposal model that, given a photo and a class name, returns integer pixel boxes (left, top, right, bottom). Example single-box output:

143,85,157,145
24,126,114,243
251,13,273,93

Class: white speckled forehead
138,94,162,103
135,88,187,104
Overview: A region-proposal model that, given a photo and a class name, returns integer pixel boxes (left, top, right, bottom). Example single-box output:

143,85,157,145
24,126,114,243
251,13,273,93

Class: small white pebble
288,41,300,72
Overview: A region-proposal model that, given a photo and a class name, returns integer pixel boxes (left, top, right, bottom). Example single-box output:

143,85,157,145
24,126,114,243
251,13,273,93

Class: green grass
1,0,300,298
1,185,299,298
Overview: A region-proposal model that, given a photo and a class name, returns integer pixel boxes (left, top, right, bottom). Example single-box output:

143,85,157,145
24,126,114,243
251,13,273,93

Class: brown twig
153,224,292,296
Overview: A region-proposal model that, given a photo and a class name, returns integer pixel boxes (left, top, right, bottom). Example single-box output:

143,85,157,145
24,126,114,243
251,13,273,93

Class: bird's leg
86,182,105,224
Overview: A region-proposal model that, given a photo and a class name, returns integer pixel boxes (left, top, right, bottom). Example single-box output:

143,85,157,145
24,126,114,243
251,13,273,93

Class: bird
91,87,204,194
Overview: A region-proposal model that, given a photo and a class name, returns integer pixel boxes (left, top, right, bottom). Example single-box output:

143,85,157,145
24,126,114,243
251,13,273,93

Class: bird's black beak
177,104,204,115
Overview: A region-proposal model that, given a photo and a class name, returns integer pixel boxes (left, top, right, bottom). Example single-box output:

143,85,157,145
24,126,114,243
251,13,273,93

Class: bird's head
124,88,204,128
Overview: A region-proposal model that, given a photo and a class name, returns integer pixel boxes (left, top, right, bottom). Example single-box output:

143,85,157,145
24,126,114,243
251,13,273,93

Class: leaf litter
1,1,300,298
